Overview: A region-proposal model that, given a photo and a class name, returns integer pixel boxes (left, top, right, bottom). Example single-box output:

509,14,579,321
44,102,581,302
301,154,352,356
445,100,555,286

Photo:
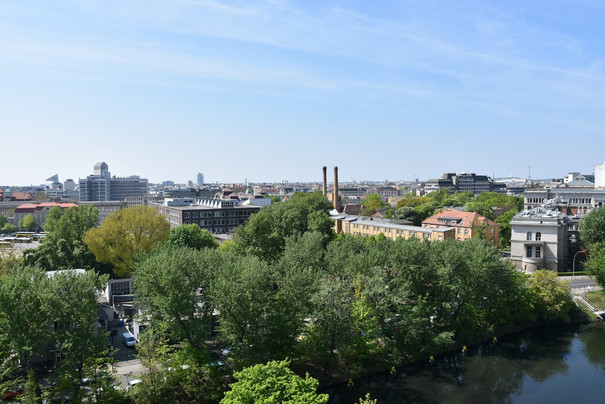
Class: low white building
510,205,569,273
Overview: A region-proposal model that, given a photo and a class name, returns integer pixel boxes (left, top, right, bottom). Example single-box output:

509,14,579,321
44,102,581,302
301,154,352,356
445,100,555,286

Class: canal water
327,323,605,403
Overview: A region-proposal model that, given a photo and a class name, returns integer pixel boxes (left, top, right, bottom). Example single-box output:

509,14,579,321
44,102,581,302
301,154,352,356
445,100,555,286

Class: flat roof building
151,198,261,234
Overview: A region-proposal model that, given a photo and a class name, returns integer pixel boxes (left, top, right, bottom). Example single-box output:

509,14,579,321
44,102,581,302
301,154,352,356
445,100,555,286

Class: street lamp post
573,250,587,278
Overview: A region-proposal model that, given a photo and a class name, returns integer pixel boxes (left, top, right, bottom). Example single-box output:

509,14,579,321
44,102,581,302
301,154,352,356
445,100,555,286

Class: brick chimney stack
333,166,340,212
322,166,327,197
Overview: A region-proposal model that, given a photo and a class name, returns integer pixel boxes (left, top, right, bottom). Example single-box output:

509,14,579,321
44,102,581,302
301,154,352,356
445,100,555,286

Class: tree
84,206,170,277
164,224,218,250
133,331,227,404
495,208,517,250
210,254,285,366
0,214,7,229
21,214,37,231
0,267,51,378
234,191,333,262
585,243,605,287
527,270,574,322
1,223,16,234
133,246,220,352
221,360,328,404
0,256,21,275
579,207,605,248
22,205,100,271
361,194,385,216
42,270,110,402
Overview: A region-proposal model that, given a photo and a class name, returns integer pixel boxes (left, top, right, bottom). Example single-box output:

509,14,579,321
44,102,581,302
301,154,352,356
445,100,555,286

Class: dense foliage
221,360,328,404
84,205,171,277
580,207,605,286
164,224,219,250
579,207,605,248
2,192,579,402
0,267,118,402
233,191,334,261
23,205,101,271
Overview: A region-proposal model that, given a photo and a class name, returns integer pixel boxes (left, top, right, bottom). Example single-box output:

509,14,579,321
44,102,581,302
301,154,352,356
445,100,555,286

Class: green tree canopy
0,214,7,229
579,207,605,248
585,243,605,287
527,270,575,322
221,360,328,404
21,214,37,231
0,268,116,402
164,224,219,250
22,205,100,271
133,245,221,352
84,206,170,277
233,191,333,262
361,193,385,215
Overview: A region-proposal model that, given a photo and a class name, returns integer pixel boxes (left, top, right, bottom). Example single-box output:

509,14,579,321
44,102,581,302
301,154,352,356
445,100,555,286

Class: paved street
109,322,144,389
561,275,598,294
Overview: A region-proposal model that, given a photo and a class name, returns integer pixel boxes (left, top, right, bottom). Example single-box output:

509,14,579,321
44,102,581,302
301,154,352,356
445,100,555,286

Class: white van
122,332,136,347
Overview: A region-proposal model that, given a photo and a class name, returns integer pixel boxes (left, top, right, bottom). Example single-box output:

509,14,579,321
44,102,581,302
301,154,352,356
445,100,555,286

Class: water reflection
326,324,599,404
579,323,605,373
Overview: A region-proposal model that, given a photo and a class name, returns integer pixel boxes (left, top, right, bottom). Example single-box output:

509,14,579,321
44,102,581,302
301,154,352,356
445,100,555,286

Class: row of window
526,232,542,241
183,219,245,226
526,245,541,259
183,210,255,219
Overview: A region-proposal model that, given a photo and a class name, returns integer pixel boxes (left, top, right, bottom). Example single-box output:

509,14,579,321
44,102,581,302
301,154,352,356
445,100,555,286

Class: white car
122,332,136,347
126,379,142,391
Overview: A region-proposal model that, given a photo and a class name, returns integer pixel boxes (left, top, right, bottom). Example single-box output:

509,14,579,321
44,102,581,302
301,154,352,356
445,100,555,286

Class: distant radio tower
528,166,531,180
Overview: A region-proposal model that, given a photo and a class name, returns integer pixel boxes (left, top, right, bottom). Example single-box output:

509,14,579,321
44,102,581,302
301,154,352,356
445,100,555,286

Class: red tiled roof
422,209,497,228
12,192,33,201
15,202,78,212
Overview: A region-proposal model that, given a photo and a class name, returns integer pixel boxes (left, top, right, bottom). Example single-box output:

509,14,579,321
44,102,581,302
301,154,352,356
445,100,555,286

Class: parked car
122,332,136,347
126,379,142,391
3,386,24,400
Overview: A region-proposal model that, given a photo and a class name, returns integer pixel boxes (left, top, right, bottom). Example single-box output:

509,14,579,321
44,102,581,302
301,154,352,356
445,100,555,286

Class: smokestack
322,166,327,196
333,166,342,234
333,166,340,212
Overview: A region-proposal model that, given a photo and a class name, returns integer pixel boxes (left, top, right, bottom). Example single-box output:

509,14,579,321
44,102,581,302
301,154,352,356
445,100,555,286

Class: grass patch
585,290,605,311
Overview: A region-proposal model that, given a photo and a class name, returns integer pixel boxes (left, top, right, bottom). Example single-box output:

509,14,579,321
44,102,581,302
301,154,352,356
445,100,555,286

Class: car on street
122,332,136,347
126,379,142,391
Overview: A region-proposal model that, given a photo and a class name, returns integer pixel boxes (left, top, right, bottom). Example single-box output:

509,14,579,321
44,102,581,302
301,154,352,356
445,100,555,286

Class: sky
1,0,605,186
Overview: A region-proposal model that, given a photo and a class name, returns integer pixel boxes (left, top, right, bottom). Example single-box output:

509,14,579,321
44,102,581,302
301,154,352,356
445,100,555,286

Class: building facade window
526,246,532,258
527,232,532,241
535,246,541,258
536,232,541,241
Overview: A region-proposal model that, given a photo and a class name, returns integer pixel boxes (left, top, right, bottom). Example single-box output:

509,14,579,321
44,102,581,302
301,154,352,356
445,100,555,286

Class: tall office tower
79,162,148,202
197,172,204,185
94,162,110,178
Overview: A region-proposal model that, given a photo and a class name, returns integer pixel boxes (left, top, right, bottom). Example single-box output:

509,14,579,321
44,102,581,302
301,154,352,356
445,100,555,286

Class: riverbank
323,322,605,403
312,307,593,390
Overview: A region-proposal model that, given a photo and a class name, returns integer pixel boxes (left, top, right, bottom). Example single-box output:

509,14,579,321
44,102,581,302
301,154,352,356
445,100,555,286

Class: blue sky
1,0,604,185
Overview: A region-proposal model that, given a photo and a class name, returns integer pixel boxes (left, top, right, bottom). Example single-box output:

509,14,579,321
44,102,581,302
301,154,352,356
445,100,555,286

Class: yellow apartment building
333,215,455,241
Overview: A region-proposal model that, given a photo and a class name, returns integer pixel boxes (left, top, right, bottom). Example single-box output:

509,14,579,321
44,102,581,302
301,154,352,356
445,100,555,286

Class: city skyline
2,1,605,185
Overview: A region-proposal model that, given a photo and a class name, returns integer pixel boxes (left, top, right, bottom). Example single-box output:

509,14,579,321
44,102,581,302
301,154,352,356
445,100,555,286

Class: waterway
327,323,605,403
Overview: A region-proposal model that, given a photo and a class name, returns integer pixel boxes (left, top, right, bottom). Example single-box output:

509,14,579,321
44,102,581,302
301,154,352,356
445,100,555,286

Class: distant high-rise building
94,162,110,178
197,173,204,185
79,162,148,202
63,179,76,192
595,162,605,189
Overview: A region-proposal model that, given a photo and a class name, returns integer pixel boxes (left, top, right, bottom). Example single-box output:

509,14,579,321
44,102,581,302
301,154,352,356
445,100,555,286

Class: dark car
3,387,24,400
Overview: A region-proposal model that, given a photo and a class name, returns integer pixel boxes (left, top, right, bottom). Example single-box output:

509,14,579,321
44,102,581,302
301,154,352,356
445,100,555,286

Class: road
561,275,598,294
109,322,144,389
